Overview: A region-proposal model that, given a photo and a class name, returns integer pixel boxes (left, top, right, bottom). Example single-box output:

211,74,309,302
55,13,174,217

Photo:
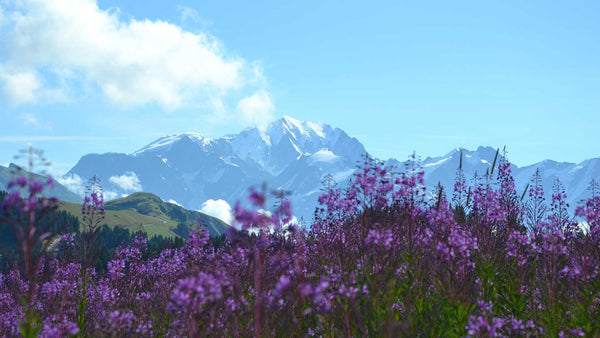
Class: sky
1,0,599,176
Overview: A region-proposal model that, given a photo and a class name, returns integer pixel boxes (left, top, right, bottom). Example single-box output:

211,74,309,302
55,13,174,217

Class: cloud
56,173,120,200
168,199,182,207
56,173,86,196
19,113,39,126
199,199,233,224
103,190,118,200
1,71,40,104
108,172,142,192
177,5,200,23
236,90,274,128
18,113,52,130
176,5,211,26
0,0,262,110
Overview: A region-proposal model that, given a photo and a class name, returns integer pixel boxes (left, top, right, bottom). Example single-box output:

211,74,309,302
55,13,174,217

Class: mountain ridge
0,163,83,204
64,117,600,222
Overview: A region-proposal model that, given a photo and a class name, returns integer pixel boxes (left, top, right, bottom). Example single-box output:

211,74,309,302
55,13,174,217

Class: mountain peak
133,132,211,155
66,113,600,222
440,146,497,158
441,147,465,158
475,146,498,154
281,115,303,125
270,115,327,138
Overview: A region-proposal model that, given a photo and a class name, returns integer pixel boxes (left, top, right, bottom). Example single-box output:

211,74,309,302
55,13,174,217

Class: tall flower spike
548,178,571,230
525,168,547,231
0,146,59,337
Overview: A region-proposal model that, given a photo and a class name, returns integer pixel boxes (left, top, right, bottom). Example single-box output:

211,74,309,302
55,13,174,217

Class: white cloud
19,113,39,126
103,190,118,200
1,71,40,104
199,199,233,224
168,199,182,207
18,112,52,130
236,90,274,128
57,173,120,200
108,172,142,192
0,0,262,110
56,173,86,196
177,5,199,23
176,5,212,26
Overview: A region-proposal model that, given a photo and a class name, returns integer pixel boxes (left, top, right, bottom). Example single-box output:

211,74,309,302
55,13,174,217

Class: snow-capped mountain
404,146,600,213
65,116,600,223
66,116,366,221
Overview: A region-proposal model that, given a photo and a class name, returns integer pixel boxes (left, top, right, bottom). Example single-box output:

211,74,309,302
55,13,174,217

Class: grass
58,200,179,238
58,192,230,239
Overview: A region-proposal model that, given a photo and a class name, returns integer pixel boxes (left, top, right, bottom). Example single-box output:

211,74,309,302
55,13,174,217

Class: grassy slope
58,201,179,238
59,192,230,238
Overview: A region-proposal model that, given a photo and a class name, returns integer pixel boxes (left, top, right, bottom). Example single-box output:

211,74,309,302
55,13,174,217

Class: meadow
0,151,598,337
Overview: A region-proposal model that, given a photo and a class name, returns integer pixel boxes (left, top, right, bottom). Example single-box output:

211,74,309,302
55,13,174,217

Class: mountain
0,163,83,204
104,192,229,237
66,116,365,221
0,164,228,238
58,192,229,238
65,116,600,222
409,146,600,213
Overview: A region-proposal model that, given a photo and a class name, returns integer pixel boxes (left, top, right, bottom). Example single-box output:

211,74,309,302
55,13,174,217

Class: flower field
1,151,599,337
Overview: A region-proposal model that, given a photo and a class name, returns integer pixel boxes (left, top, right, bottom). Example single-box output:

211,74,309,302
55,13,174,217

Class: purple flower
2,191,21,210
29,181,44,195
16,175,27,188
248,189,266,207
274,275,291,298
108,310,137,333
169,272,225,312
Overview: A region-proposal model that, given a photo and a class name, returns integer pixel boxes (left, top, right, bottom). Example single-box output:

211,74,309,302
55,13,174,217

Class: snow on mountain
65,116,600,223
66,116,366,222
309,150,340,164
410,147,599,213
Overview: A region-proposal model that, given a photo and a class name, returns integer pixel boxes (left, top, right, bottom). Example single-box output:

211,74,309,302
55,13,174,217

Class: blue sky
1,0,599,175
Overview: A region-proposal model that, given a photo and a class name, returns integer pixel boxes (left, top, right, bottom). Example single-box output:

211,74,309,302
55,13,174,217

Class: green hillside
59,192,230,238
